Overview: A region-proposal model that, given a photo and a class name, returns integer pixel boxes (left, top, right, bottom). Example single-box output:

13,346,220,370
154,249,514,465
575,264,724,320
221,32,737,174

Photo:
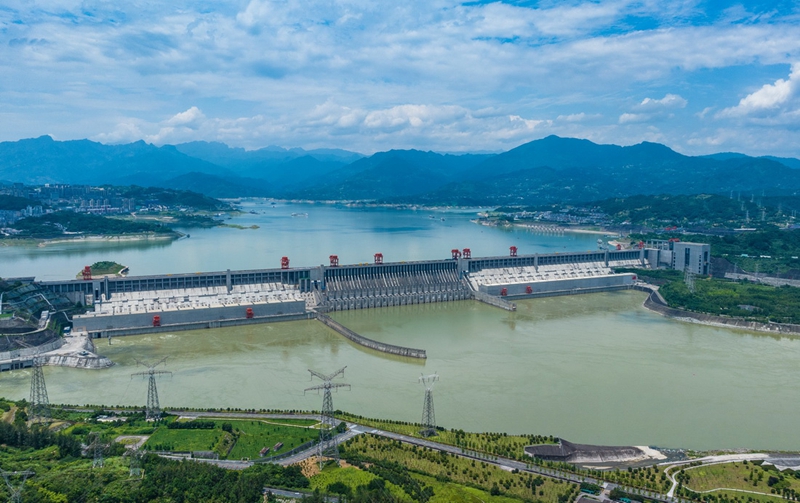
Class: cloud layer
1,0,799,155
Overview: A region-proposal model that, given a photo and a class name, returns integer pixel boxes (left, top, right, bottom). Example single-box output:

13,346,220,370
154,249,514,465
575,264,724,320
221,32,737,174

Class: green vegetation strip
623,268,800,324
339,412,555,462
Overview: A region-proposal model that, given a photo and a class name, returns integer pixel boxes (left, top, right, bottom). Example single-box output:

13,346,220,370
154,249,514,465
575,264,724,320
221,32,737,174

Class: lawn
310,465,411,501
414,473,526,503
709,490,793,503
225,419,318,460
145,427,221,452
682,462,800,496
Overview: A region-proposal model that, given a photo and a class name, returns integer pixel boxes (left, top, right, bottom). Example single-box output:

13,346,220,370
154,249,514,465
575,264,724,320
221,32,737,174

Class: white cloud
718,64,800,118
617,93,687,124
166,106,205,128
555,112,602,123
638,94,687,110
2,1,800,156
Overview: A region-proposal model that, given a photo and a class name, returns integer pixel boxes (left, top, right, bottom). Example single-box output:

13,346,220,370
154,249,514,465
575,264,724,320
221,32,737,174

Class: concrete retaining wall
317,313,427,359
479,274,635,297
508,284,634,300
87,312,315,338
472,290,516,311
0,338,64,361
75,301,306,333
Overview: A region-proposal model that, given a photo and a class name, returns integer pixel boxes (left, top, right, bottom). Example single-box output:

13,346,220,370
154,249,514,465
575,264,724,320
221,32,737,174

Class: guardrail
316,313,427,359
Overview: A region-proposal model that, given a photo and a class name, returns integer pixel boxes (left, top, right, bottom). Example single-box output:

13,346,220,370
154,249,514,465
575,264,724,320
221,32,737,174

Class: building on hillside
643,240,710,275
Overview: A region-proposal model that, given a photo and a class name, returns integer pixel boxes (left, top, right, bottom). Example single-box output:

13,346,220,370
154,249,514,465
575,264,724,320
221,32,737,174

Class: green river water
1,202,798,451
1,291,798,451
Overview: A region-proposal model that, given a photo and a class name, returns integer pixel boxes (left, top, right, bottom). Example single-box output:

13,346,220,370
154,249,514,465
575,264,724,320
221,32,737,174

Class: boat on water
291,212,309,217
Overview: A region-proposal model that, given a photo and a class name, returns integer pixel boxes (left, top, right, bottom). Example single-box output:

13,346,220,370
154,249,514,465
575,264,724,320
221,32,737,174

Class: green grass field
415,473,527,503
709,490,791,503
145,428,221,452
225,419,318,459
310,465,410,501
141,419,318,459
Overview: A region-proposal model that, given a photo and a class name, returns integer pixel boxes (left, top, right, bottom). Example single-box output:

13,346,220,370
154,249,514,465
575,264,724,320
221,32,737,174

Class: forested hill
2,135,800,204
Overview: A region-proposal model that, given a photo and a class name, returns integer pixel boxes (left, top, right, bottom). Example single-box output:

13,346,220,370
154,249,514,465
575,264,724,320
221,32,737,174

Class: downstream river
0,202,798,451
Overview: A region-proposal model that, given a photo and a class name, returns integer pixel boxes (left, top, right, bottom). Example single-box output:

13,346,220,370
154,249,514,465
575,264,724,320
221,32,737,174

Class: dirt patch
339,459,358,470
298,456,322,478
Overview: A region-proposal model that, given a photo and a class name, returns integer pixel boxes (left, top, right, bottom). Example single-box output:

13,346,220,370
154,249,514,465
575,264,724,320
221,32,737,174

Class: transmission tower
131,357,171,421
1,470,34,503
304,366,350,467
684,266,696,294
88,432,105,469
419,373,439,437
125,448,144,478
28,353,50,423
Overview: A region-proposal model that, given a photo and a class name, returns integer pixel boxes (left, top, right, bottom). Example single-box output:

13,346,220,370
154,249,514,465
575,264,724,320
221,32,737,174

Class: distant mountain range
1,135,799,205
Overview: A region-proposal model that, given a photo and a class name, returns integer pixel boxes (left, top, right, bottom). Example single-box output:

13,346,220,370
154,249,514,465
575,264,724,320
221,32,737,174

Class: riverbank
470,216,617,236
636,283,800,336
0,232,179,248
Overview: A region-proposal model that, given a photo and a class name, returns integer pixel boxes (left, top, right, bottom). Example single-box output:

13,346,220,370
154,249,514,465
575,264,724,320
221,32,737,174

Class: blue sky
1,0,799,156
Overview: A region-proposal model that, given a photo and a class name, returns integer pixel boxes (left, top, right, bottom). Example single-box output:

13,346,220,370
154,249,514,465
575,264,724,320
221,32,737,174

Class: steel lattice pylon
131,357,171,421
419,373,439,437
89,432,105,469
1,470,34,503
28,354,50,423
125,448,144,478
305,366,350,468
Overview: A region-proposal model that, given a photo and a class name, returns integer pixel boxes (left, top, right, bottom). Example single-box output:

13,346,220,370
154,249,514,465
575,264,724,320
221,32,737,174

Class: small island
75,261,128,278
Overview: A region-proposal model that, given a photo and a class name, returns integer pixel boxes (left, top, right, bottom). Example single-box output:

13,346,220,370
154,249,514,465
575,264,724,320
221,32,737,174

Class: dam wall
320,260,472,312
75,300,307,334
39,249,649,333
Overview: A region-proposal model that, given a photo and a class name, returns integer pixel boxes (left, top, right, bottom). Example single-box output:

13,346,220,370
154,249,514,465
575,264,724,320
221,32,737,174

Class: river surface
0,200,598,280
0,203,799,451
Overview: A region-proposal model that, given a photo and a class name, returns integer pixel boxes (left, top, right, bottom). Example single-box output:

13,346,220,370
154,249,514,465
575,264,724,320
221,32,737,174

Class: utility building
644,240,710,275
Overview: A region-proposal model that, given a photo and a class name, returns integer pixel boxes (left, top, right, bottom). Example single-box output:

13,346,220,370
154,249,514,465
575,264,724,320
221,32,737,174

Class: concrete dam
38,248,644,358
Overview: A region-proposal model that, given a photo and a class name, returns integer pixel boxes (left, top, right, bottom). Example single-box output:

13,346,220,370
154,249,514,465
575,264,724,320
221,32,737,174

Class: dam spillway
38,248,644,340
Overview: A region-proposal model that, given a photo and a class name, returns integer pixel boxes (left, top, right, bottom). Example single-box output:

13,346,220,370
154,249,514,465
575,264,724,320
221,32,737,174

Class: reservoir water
0,200,598,280
0,202,798,451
